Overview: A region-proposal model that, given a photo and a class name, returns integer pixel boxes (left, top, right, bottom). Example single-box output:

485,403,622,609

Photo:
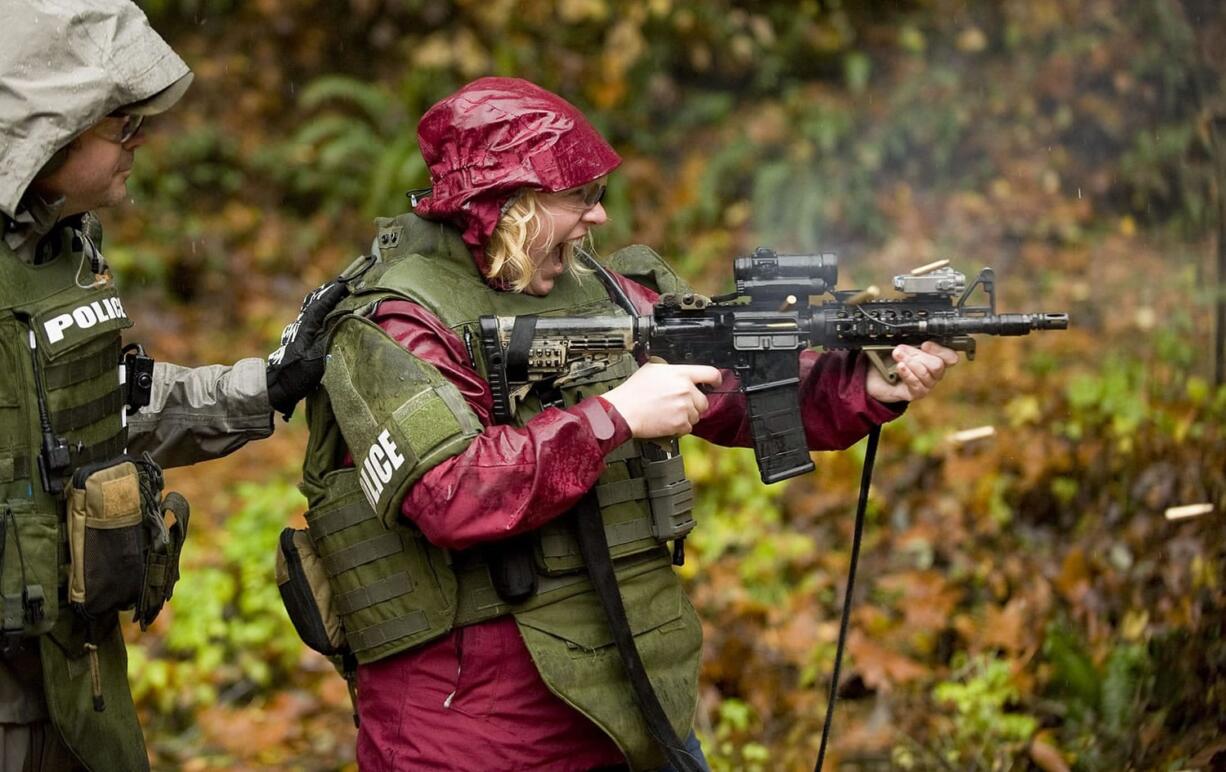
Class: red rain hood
413,77,621,274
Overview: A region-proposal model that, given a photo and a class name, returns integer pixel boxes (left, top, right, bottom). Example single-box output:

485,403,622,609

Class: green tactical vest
301,213,701,770
0,215,149,771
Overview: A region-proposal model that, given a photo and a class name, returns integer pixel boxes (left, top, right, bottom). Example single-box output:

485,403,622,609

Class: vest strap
505,316,539,382
334,571,413,616
0,454,29,484
322,532,403,577
572,490,699,771
347,609,430,654
605,517,654,548
69,428,126,469
51,390,124,434
604,442,641,464
309,501,371,538
596,477,647,508
43,341,120,390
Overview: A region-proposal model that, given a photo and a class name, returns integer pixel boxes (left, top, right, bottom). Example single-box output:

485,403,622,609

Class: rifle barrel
916,313,1068,336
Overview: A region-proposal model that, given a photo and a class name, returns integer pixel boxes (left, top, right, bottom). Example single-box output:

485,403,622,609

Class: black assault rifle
479,248,1068,485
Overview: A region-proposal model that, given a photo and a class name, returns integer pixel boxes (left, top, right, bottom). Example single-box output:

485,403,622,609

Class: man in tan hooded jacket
0,1,342,768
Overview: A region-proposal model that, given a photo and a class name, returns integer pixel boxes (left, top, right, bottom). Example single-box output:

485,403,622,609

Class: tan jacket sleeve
126,357,274,468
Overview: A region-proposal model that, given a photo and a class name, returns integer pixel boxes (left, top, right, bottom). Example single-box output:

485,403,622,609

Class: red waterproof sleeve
372,300,631,551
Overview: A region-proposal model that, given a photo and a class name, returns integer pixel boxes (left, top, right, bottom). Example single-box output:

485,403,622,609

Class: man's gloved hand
266,280,350,419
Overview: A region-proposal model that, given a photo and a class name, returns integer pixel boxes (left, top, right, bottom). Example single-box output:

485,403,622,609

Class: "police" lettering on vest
359,429,407,511
43,298,127,344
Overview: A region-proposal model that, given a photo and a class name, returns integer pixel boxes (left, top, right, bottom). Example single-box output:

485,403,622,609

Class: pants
0,721,84,772
658,732,710,772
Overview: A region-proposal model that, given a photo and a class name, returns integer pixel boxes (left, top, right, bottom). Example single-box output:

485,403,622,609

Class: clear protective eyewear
563,180,607,210
94,113,145,144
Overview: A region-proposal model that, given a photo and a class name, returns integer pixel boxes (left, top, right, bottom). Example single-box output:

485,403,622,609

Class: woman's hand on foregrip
864,341,960,403
601,363,723,439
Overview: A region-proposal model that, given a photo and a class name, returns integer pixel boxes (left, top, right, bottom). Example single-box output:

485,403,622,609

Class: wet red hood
413,77,621,275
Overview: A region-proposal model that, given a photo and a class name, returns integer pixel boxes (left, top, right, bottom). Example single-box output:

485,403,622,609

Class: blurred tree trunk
1214,115,1226,386
1177,0,1226,383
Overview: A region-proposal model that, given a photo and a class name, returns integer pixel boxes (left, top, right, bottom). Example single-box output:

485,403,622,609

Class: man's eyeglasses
93,113,145,144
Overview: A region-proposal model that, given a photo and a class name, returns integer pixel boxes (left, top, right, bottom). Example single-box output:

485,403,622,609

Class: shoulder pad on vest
323,315,481,526
373,212,472,266
604,245,692,296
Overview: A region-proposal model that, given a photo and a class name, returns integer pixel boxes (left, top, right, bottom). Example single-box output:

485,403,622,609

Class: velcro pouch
67,455,189,626
0,500,60,643
276,527,346,656
67,458,145,619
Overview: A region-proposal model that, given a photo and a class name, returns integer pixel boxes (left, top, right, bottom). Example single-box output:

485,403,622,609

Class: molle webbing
43,339,120,390
334,572,412,616
307,499,372,538
304,464,679,662
69,429,126,470
303,470,457,664
320,532,403,577
51,390,124,435
597,478,649,508
0,455,30,484
348,608,431,655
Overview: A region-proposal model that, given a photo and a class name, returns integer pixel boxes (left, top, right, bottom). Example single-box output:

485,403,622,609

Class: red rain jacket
353,272,902,771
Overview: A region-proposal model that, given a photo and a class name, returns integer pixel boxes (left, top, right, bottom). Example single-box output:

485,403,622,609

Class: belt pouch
66,458,145,619
276,527,346,656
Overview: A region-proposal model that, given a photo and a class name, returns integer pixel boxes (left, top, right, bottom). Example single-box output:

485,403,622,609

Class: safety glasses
564,180,607,209
94,113,145,144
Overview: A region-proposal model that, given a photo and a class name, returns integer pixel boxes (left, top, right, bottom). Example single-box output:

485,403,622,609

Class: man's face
31,115,146,216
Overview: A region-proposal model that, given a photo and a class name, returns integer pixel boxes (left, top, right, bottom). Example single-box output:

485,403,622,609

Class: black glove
266,280,350,419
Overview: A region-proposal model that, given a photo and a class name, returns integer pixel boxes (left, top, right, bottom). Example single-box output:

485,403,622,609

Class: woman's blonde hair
485,188,593,291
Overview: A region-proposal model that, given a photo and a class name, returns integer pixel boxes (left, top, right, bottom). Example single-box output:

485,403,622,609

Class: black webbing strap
69,429,126,470
334,571,413,616
814,424,880,771
595,477,648,507
309,501,373,538
486,314,538,604
572,490,702,772
51,390,125,434
43,340,120,390
321,532,403,577
505,316,539,383
347,610,430,654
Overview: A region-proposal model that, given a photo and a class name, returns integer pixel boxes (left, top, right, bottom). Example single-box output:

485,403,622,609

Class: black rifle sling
814,424,880,771
486,315,543,603
505,315,539,382
573,490,702,772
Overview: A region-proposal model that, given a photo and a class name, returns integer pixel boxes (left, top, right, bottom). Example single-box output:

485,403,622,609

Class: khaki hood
0,0,192,218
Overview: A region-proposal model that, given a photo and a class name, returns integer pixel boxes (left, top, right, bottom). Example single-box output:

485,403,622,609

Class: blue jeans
658,731,710,772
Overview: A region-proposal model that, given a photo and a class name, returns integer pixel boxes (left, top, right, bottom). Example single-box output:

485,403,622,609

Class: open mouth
545,243,565,274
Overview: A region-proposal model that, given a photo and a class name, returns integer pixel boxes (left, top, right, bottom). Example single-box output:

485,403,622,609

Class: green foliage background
102,0,1226,768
